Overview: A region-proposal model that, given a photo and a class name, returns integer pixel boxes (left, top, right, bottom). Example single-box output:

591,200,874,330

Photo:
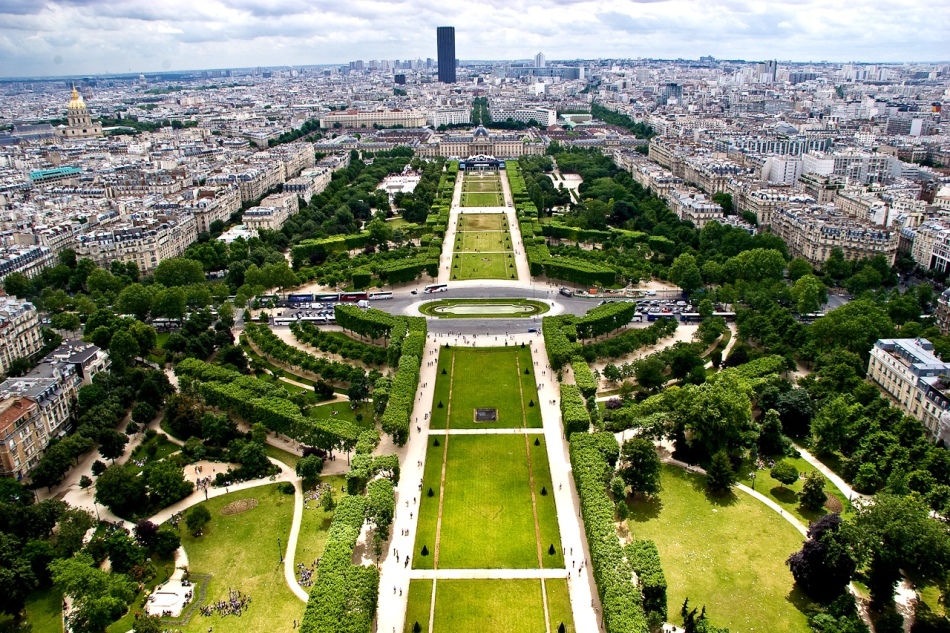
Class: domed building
56,87,102,139
417,124,545,160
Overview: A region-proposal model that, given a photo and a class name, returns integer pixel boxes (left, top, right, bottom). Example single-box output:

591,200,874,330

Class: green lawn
429,348,540,430
462,174,502,191
418,298,549,319
22,587,62,633
264,444,302,470
413,434,445,569
295,474,346,592
739,455,850,524
458,213,506,231
404,579,433,633
461,192,503,206
456,230,510,252
431,579,547,632
545,579,575,633
168,485,303,633
453,252,517,280
415,434,552,569
308,400,375,431
127,435,180,474
626,465,811,633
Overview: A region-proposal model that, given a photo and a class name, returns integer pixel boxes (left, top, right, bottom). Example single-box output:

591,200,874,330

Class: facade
867,338,950,442
319,110,427,129
669,191,724,228
417,125,545,159
429,108,471,128
242,193,298,231
490,106,557,127
56,88,103,139
770,205,898,266
0,397,42,478
0,297,42,376
74,215,198,273
936,289,950,336
0,246,55,283
437,26,456,84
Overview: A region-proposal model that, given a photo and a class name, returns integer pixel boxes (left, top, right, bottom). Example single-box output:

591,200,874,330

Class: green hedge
244,323,366,384
300,495,378,633
572,358,597,399
560,384,590,437
543,315,578,369
626,540,667,620
291,321,388,365
575,302,639,339
335,305,396,340
570,433,648,633
580,318,678,362
292,233,370,268
525,243,617,286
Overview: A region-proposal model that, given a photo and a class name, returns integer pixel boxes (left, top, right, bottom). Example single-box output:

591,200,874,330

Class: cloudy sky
0,0,947,78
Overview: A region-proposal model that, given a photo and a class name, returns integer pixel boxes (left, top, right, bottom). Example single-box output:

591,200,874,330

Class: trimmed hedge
543,315,578,369
293,233,370,267
174,358,360,451
570,433,647,633
572,358,597,399
291,321,387,366
244,322,366,384
560,384,590,437
626,540,667,621
580,318,678,362
300,495,378,633
575,302,639,339
526,243,617,287
335,305,396,340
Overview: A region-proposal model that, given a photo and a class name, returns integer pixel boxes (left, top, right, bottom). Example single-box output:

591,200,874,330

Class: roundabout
417,298,551,318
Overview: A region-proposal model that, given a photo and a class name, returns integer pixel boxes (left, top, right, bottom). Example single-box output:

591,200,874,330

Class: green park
460,172,505,207
452,213,517,280
418,298,549,318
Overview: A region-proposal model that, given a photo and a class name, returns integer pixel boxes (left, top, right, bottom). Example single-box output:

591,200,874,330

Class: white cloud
0,0,946,77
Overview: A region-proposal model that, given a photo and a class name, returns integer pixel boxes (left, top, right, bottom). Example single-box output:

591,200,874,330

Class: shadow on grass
669,463,740,508
770,486,799,505
627,495,663,522
784,584,818,619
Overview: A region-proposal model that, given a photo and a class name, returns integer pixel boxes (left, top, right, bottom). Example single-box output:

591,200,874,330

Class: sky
0,0,947,78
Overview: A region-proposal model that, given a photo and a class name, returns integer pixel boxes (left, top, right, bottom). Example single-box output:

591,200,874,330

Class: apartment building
74,214,198,273
242,193,298,231
429,108,471,128
867,338,950,442
770,205,898,266
669,191,724,228
0,245,55,283
0,296,42,375
0,341,109,477
318,109,427,129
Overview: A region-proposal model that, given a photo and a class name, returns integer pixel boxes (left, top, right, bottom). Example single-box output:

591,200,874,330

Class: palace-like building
56,88,103,139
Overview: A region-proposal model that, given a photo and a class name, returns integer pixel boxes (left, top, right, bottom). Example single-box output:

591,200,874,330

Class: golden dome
68,87,85,110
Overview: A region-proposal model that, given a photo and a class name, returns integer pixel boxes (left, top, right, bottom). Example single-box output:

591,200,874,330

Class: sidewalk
793,443,868,504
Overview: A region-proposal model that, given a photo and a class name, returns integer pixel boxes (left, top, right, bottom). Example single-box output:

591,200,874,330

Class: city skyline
0,0,947,78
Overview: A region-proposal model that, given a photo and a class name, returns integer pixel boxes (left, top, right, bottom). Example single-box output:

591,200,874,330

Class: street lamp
749,472,756,490
278,536,283,563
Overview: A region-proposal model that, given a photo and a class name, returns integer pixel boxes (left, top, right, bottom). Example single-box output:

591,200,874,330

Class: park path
793,443,868,504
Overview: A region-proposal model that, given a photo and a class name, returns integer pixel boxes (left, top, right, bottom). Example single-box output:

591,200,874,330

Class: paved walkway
793,443,868,504
411,568,570,580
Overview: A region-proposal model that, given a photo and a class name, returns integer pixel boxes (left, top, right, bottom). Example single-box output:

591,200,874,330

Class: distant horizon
2,57,948,83
0,0,946,79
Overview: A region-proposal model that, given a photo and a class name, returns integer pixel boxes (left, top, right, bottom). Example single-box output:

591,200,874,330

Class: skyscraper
535,52,546,68
437,26,456,84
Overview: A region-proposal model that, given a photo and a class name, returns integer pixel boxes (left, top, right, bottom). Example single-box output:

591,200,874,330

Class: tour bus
287,293,314,304
680,312,703,323
152,318,182,330
340,291,369,302
300,315,328,324
273,316,299,326
799,312,826,323
424,283,448,294
713,311,737,322
314,293,341,302
368,291,393,300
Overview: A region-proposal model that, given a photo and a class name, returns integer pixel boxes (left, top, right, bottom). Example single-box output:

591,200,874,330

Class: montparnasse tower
58,86,103,139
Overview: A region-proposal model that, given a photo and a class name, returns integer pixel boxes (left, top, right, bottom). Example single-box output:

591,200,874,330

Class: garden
418,298,550,318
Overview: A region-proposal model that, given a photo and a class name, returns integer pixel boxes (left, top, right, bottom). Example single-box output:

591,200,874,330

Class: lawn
295,474,346,592
22,587,62,633
461,191,503,206
418,298,550,319
456,230,510,252
264,443,302,470
461,174,502,193
429,347,541,430
545,579,575,633
458,213,506,231
431,579,547,632
415,434,554,569
739,454,850,524
308,400,375,430
626,465,811,633
127,434,180,474
404,579,433,633
168,485,303,633
452,252,517,280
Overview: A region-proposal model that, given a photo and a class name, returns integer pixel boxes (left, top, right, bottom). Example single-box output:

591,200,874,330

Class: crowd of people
199,589,250,618
303,482,332,510
297,561,318,587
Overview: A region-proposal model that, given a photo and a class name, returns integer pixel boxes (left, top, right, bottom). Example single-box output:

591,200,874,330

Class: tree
151,287,186,319
0,533,37,622
787,513,856,602
152,526,181,558
133,519,160,550
50,311,82,331
132,402,156,426
635,357,667,392
800,472,827,511
620,438,662,497
791,274,827,315
775,389,813,438
108,330,140,369
2,272,31,298
50,553,136,633
787,258,813,282
186,505,211,536
144,461,193,507
669,253,703,295
133,613,163,633
807,300,893,360
770,459,799,490
97,429,128,463
758,409,786,455
366,217,393,247
705,451,736,494
79,475,93,490
154,258,205,287
94,465,146,517
117,284,153,321
296,455,324,480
